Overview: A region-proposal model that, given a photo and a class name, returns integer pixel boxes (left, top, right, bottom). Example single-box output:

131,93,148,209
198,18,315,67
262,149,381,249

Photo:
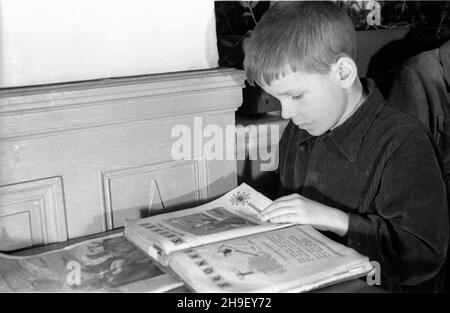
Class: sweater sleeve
345,130,449,286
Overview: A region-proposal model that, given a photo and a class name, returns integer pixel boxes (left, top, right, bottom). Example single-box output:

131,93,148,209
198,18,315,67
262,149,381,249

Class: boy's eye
292,94,303,100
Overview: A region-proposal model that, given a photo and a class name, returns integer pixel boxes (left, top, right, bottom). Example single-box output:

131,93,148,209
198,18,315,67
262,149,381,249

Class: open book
124,183,373,293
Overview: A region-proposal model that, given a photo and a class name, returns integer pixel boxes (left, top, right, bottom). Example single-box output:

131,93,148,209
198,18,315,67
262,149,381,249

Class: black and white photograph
1,0,450,298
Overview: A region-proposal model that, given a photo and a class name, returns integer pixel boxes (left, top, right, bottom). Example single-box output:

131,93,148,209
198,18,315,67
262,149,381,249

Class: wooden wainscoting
0,69,244,249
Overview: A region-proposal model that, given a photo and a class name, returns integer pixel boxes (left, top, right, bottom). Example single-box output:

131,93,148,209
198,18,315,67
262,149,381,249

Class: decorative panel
102,160,208,229
0,177,68,251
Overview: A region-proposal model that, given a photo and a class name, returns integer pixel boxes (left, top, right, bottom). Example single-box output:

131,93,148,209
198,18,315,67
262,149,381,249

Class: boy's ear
334,56,357,89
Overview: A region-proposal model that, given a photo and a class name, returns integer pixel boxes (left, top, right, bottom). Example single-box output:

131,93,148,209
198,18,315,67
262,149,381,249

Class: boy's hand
258,194,349,236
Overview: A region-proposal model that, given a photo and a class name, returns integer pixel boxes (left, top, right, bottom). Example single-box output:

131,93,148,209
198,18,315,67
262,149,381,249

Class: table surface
10,228,385,293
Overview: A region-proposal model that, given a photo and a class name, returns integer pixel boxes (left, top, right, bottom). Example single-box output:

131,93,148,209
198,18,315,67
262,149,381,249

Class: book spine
152,243,170,267
124,225,170,267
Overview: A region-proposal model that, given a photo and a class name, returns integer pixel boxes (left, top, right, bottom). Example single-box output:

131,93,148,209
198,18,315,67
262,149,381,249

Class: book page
0,233,182,292
125,183,292,257
168,225,372,293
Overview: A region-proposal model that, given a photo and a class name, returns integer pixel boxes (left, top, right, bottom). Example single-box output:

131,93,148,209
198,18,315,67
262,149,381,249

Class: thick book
124,183,373,293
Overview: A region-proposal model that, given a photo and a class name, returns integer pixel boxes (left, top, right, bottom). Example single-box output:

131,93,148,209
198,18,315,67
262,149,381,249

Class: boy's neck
351,78,368,112
332,78,367,130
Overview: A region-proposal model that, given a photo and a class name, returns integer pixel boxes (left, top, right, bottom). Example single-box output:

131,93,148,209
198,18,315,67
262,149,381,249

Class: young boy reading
244,1,449,292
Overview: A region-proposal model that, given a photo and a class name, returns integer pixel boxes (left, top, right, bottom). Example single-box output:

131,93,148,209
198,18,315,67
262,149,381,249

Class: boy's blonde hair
244,1,356,87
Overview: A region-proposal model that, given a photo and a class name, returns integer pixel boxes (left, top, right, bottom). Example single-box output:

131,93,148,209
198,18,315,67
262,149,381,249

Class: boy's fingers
260,198,303,215
267,213,299,224
259,201,288,216
260,206,297,221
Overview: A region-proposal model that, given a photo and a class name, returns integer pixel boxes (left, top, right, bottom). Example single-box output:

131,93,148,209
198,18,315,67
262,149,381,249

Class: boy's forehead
263,69,315,89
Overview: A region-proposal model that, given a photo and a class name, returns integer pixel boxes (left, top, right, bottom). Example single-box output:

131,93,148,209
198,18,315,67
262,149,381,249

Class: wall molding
0,69,244,140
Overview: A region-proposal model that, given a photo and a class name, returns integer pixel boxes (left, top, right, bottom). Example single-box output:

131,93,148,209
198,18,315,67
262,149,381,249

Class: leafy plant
215,1,268,68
